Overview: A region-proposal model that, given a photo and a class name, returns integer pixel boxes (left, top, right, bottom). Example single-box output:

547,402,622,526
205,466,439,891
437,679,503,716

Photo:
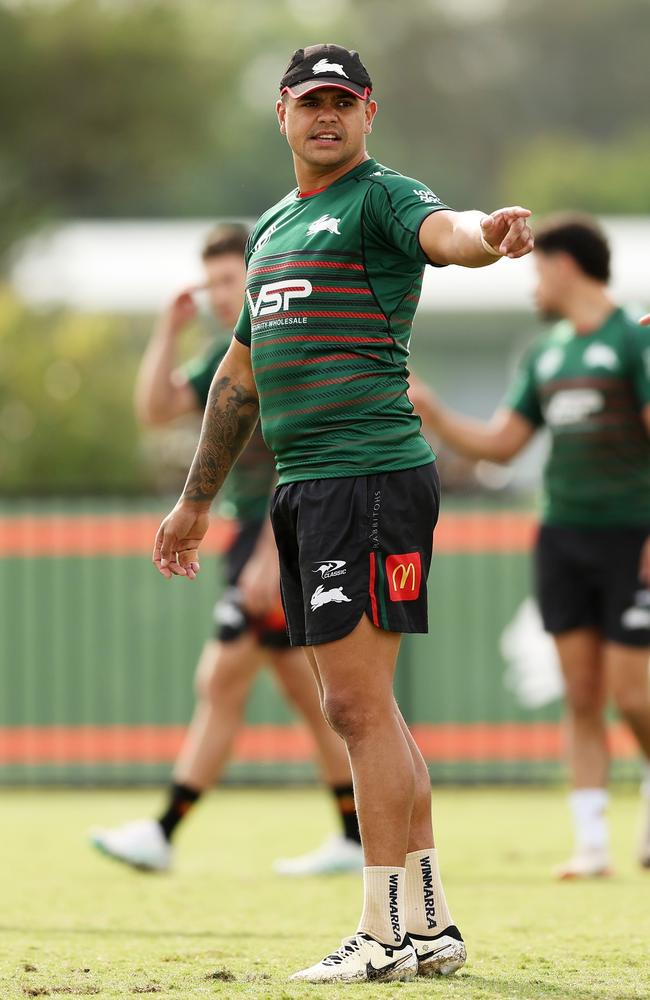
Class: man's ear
364,99,378,135
276,98,286,135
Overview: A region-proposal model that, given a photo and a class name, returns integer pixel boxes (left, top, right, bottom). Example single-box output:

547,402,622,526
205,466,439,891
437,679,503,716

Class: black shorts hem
300,607,424,647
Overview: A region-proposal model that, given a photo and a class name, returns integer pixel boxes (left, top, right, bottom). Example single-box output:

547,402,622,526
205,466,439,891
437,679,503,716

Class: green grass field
1,787,648,999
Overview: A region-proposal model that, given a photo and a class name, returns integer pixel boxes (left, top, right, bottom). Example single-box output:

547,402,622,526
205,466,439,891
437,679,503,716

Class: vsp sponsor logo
420,855,437,929
246,279,312,317
544,388,604,427
388,873,401,943
386,552,422,602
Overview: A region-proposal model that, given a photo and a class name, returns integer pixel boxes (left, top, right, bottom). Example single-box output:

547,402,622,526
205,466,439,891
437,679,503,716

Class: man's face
533,250,574,321
203,253,247,328
276,87,377,171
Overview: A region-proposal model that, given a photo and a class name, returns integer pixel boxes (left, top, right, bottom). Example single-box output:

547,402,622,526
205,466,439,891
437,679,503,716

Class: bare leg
311,615,413,866
553,629,608,789
270,648,351,786
605,643,650,756
395,704,434,851
173,636,262,789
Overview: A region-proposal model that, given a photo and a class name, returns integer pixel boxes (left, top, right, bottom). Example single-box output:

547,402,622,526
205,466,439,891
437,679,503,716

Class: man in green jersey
92,224,363,876
411,214,650,879
153,45,533,982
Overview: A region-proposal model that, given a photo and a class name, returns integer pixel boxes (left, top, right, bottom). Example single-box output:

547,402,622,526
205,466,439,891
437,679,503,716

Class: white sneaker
410,925,467,976
289,932,417,983
89,819,172,872
273,834,364,876
554,846,612,880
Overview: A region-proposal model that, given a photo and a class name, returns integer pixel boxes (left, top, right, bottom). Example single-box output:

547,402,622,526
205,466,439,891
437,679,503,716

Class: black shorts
270,462,440,647
213,519,290,649
535,523,650,647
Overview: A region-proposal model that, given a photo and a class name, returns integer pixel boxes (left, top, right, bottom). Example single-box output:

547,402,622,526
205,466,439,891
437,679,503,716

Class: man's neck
562,282,616,334
293,150,370,195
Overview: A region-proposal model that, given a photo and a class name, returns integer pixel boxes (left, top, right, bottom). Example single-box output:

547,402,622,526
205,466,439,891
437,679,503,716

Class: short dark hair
201,223,248,261
534,213,610,283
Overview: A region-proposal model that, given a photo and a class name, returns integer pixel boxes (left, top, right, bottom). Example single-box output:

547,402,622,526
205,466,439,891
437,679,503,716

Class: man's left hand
481,207,534,259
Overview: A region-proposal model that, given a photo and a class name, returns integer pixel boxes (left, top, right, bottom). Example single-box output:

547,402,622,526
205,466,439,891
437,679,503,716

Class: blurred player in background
411,214,650,878
90,223,363,876
153,44,533,982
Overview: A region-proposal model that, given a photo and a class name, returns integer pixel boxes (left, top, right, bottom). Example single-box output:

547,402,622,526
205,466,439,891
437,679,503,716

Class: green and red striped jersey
234,157,448,483
506,308,650,526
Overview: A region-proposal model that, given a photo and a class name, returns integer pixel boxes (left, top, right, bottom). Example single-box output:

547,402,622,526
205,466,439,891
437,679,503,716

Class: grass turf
1,786,648,999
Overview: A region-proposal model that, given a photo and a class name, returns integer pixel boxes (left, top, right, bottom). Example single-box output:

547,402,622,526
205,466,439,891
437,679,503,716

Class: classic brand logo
386,552,422,602
312,58,348,77
313,560,347,579
246,279,312,317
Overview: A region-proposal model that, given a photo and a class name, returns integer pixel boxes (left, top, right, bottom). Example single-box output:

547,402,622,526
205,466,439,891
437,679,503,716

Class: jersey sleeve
625,321,650,407
234,301,251,348
183,340,229,408
365,174,450,264
503,347,544,427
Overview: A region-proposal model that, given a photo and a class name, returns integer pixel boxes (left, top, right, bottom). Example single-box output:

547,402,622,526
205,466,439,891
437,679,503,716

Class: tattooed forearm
182,375,259,504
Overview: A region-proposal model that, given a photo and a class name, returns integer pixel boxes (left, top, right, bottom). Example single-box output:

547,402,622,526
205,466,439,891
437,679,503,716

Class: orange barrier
0,721,636,764
0,512,536,557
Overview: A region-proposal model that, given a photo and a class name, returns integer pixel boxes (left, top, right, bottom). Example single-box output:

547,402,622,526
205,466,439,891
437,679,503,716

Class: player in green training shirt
92,224,363,876
412,214,650,879
153,44,533,982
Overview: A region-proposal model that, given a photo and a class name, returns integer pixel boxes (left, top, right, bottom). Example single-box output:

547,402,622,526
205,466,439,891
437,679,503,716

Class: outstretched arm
153,339,259,579
419,206,534,268
408,374,535,462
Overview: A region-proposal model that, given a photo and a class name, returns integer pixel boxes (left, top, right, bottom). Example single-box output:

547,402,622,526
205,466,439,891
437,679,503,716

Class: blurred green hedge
0,289,153,494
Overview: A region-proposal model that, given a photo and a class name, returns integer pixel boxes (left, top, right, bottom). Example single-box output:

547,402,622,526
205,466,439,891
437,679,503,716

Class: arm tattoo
182,375,259,504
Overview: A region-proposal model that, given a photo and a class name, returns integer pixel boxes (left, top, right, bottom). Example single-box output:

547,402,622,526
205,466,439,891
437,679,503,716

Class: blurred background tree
1,0,649,258
1,0,649,494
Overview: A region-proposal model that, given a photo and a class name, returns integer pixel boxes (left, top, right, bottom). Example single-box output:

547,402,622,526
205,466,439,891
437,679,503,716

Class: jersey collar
296,158,378,199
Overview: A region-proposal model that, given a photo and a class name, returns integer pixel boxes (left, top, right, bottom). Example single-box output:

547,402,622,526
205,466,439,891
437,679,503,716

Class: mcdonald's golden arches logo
386,552,422,602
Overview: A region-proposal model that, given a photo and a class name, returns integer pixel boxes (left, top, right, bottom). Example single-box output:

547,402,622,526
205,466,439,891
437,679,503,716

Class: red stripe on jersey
249,260,365,274
262,372,371,396
253,335,393,346
310,286,372,294
252,310,385,322
270,390,401,418
369,552,379,627
254,352,380,373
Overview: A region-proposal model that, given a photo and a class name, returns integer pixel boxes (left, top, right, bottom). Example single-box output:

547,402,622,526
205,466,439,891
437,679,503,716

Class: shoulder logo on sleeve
536,346,564,380
312,58,348,78
252,223,277,253
307,214,342,237
386,552,422,602
310,585,352,612
583,342,619,371
413,188,442,205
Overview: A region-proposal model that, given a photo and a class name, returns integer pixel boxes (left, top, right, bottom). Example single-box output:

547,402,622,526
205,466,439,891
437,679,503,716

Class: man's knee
612,685,649,718
194,642,251,705
565,681,603,718
322,690,373,744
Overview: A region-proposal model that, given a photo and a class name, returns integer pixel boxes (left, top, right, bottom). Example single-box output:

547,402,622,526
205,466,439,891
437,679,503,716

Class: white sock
569,788,609,852
357,866,406,946
405,848,454,937
641,761,650,800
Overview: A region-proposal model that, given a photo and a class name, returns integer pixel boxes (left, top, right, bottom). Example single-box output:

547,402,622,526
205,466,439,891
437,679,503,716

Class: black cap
280,44,372,100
